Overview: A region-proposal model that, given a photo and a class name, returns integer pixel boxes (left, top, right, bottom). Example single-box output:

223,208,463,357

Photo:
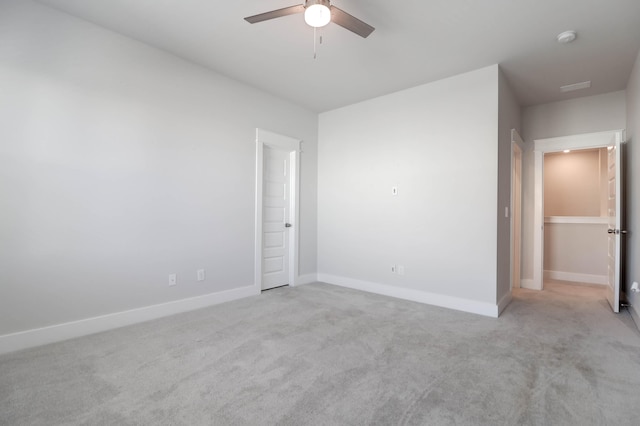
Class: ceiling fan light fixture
244,0,374,38
304,0,331,28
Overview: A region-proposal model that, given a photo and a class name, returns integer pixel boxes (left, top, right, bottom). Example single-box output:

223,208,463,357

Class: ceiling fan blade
244,5,305,24
330,6,375,38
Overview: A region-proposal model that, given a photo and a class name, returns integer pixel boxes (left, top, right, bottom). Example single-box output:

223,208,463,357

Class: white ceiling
37,0,640,112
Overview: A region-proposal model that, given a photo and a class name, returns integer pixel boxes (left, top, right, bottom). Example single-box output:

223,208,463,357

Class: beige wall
599,149,608,216
544,149,605,217
544,222,608,280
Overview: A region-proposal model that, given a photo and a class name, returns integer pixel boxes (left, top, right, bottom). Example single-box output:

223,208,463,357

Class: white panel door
262,146,290,290
606,136,622,313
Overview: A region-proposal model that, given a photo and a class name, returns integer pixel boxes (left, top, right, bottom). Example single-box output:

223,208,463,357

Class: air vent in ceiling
560,81,591,93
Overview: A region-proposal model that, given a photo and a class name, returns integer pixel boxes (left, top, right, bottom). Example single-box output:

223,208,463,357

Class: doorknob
285,223,292,228
608,229,627,235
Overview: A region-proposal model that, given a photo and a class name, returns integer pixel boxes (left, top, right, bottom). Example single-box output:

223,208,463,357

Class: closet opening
532,130,625,312
543,148,609,287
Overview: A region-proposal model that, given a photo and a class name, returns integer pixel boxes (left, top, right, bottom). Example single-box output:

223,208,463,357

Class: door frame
532,129,625,291
255,129,301,291
510,130,524,290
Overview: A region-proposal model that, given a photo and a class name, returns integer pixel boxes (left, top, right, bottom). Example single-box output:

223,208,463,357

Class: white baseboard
497,292,513,315
295,273,318,286
0,285,259,355
630,305,640,330
628,297,640,332
317,274,499,318
520,279,539,290
544,270,607,285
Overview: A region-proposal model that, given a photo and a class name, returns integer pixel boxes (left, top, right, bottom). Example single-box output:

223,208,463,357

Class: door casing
255,129,301,291
511,130,524,290
531,130,625,292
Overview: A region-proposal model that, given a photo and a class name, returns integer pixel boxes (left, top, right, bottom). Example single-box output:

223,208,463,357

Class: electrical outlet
197,269,205,282
169,273,177,286
397,265,405,276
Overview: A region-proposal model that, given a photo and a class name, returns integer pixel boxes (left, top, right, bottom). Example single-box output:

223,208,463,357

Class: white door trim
532,130,624,291
510,129,524,290
255,129,301,291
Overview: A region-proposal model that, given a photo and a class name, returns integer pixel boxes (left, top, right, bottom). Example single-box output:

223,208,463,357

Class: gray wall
0,0,318,335
626,49,640,324
318,65,500,308
520,91,627,282
497,70,522,306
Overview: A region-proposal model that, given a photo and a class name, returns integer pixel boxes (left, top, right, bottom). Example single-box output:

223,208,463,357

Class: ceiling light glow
304,1,331,28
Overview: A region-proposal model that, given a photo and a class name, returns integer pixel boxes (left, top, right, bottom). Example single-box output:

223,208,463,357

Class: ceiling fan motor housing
305,0,331,9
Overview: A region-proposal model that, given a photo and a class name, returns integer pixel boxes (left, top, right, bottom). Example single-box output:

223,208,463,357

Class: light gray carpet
1,281,640,425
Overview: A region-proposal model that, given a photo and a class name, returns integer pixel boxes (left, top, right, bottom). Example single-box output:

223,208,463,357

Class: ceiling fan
244,0,375,38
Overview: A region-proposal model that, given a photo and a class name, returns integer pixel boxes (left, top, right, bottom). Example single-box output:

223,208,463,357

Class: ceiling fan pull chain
313,26,317,59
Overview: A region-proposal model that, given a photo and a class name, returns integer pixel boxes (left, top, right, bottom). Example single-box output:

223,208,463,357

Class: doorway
543,148,609,285
254,129,301,291
532,130,625,312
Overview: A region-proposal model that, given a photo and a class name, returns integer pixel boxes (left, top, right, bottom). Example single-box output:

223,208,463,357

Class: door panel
263,257,284,274
264,232,284,248
262,146,290,290
606,137,621,313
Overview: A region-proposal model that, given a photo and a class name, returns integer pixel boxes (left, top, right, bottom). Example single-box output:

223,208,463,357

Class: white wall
0,1,318,339
317,65,501,316
626,49,640,326
521,91,626,282
497,70,522,307
523,91,626,141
